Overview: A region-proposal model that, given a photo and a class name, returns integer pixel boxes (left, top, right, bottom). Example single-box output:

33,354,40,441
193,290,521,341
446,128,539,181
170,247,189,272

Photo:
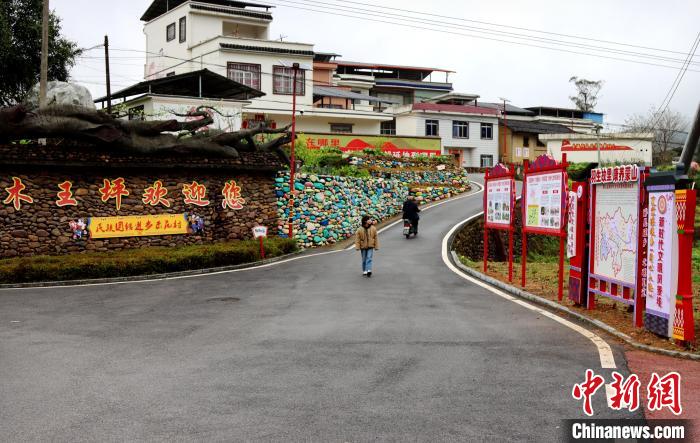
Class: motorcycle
403,219,417,238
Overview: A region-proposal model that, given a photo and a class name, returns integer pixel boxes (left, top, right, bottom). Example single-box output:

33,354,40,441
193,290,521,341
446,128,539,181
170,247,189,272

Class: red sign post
521,154,569,300
483,164,516,281
567,181,589,306
673,189,697,343
252,225,268,260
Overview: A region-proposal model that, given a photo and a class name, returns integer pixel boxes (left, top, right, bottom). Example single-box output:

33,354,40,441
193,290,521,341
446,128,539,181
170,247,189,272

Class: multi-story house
392,93,500,168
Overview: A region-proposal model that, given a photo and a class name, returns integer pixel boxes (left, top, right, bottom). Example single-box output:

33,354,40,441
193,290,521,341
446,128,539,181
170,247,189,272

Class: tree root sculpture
0,105,292,163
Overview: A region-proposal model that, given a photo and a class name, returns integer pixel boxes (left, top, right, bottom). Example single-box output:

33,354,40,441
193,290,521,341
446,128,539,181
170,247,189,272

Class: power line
274,0,699,67
330,0,696,58
265,0,700,73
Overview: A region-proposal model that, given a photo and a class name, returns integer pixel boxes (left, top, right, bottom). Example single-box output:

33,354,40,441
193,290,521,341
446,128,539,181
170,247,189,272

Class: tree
623,107,688,163
0,0,81,106
569,76,603,112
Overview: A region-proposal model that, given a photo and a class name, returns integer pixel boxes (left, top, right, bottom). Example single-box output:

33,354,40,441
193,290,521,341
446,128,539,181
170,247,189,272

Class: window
273,65,305,95
166,23,176,42
480,123,493,139
523,148,530,158
452,121,469,138
330,123,353,133
516,147,522,158
179,17,186,43
523,136,530,147
381,120,396,135
127,105,145,121
425,119,439,136
480,155,494,168
227,62,261,90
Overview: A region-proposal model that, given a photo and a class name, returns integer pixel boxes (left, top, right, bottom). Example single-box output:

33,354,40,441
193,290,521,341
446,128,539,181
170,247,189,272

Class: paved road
0,185,637,442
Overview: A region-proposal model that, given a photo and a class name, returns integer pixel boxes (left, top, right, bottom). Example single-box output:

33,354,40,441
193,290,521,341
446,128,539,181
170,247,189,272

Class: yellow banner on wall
88,213,188,239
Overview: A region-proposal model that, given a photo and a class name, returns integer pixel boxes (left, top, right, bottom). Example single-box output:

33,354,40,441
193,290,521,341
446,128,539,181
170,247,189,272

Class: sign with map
486,178,513,227
590,166,641,286
524,171,564,232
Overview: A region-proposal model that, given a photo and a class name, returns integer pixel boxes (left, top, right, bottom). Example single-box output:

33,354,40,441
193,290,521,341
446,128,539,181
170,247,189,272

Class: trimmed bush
0,238,298,284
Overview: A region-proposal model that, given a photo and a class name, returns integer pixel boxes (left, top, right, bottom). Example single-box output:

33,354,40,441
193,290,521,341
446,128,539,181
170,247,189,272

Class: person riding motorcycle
402,196,421,235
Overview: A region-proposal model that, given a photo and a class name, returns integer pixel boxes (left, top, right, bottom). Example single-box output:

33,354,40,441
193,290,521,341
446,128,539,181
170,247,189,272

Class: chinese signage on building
296,132,442,157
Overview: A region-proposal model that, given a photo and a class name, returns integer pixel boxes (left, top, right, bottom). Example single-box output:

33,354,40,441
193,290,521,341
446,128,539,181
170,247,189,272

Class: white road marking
441,212,617,370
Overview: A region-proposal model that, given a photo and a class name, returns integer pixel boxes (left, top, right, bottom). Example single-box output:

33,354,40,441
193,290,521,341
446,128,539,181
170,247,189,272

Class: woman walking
355,215,379,277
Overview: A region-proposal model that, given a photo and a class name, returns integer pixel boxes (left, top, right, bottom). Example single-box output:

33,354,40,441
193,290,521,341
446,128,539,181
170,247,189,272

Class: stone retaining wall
275,172,408,248
0,143,281,258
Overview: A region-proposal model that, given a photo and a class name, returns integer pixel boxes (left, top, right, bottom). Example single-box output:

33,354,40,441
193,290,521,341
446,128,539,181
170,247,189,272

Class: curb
446,241,700,362
0,250,305,289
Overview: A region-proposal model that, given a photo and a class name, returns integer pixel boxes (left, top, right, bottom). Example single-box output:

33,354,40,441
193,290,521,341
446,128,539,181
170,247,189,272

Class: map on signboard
525,172,563,231
593,182,639,285
486,178,512,226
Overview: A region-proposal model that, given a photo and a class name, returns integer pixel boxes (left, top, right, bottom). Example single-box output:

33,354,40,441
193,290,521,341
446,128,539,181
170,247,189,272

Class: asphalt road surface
0,184,638,442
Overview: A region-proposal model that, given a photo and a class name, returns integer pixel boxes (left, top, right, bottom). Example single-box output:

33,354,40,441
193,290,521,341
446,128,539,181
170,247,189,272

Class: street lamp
499,97,510,163
595,124,603,165
277,61,311,238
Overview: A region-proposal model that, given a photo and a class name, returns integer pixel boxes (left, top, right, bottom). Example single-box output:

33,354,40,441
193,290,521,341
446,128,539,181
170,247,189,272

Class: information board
566,191,577,258
524,171,564,232
486,178,513,227
645,191,677,321
592,181,640,285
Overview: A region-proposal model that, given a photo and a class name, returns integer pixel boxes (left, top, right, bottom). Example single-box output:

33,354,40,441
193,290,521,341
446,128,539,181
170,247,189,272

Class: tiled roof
503,119,574,134
412,102,499,115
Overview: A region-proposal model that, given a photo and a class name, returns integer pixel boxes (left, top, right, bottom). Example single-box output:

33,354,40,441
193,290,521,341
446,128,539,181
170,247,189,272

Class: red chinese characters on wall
55,181,78,207
3,177,34,210
142,180,171,207
99,178,130,210
182,181,210,206
221,180,245,210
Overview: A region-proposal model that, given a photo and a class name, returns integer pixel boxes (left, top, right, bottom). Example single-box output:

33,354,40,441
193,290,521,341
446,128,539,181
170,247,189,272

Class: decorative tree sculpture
0,105,292,163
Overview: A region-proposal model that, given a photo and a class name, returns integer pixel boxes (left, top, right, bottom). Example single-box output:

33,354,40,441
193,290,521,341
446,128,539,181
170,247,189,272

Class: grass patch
0,238,298,284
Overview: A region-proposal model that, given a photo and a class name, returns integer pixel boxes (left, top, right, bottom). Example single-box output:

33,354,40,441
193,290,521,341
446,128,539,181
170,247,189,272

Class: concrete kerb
446,218,700,362
0,250,305,290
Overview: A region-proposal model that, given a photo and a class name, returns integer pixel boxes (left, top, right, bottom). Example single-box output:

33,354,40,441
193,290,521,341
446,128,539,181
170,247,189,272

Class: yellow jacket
355,225,380,250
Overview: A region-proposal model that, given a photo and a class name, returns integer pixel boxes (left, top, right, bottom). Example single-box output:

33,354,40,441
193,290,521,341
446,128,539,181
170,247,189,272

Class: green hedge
0,238,298,284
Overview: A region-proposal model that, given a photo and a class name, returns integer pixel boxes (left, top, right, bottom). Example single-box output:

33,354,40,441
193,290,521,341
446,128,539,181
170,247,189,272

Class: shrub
0,238,299,284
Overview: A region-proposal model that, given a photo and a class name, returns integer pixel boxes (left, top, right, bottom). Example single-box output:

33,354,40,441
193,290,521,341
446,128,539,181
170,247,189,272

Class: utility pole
287,62,300,238
595,124,603,165
104,35,112,115
679,101,700,174
39,0,49,107
499,97,510,162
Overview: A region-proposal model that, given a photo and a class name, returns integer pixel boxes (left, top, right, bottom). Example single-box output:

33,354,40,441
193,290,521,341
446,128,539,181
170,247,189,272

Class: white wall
542,134,653,165
124,95,246,132
396,112,499,167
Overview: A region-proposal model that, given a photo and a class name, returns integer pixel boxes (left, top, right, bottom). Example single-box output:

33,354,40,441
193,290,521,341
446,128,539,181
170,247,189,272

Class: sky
54,0,700,127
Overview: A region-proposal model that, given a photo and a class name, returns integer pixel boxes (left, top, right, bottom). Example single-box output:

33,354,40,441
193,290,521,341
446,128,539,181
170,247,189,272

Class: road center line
441,212,617,370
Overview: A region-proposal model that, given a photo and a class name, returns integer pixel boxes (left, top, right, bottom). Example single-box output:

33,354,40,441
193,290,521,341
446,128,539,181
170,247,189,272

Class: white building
539,132,654,165
138,0,394,133
393,93,500,168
